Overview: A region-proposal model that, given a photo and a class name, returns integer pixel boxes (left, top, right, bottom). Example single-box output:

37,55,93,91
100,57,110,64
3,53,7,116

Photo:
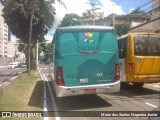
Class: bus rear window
134,34,160,56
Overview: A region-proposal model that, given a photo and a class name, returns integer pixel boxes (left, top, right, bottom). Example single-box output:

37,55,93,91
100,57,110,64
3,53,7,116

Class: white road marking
40,68,43,69
0,76,20,88
44,68,47,69
145,102,157,108
38,70,48,120
43,74,60,120
43,74,49,76
150,84,160,88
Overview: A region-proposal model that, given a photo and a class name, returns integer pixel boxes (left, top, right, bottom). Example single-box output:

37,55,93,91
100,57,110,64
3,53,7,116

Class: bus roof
56,25,114,32
129,32,156,35
117,34,128,40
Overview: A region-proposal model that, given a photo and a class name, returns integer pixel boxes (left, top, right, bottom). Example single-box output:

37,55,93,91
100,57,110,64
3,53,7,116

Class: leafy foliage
115,25,129,36
60,13,81,26
81,11,92,19
129,8,151,21
1,0,55,44
1,0,66,71
40,43,53,63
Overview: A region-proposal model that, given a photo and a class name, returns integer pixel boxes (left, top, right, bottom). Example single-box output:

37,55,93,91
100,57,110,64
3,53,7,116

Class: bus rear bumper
54,81,120,97
127,75,160,83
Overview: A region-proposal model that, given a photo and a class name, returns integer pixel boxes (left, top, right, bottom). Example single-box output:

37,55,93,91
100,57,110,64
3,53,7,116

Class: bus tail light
114,63,120,82
128,63,135,73
56,66,65,86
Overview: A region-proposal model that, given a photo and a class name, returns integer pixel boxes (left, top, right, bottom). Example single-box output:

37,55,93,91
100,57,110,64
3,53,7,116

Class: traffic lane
0,67,27,76
120,83,160,110
46,76,159,111
43,75,159,120
39,64,49,74
39,67,159,119
44,81,149,120
0,67,27,86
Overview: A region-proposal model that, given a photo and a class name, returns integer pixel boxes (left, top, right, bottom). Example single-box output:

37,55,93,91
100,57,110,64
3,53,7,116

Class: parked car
21,63,27,68
8,63,15,69
13,62,20,68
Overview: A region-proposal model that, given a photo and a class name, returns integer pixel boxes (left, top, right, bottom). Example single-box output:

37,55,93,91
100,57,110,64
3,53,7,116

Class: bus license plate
84,89,96,94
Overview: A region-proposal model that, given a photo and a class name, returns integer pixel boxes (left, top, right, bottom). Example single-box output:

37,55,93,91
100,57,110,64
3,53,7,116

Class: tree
60,13,81,27
43,43,52,63
1,0,66,74
81,11,92,19
115,7,151,36
129,7,151,21
115,25,129,36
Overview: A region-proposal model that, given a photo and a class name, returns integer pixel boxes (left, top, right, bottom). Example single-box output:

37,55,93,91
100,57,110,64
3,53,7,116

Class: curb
0,75,20,88
0,70,26,88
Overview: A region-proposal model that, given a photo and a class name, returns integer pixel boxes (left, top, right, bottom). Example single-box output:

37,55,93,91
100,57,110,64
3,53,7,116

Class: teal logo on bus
84,32,94,43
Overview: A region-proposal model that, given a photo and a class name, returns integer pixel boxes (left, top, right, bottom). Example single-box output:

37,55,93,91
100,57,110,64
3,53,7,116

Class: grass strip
0,70,44,120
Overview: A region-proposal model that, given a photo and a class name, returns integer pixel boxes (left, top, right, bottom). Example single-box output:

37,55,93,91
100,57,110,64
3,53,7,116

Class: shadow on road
118,83,160,100
121,83,160,95
46,81,112,111
28,81,43,108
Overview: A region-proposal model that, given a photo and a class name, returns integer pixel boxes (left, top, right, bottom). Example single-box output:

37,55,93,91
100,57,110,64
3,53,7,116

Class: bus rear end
128,33,160,87
54,26,120,97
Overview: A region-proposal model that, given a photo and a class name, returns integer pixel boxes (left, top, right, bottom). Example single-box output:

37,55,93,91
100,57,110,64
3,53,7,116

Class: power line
116,5,160,34
134,0,144,8
104,0,154,27
116,3,160,27
129,16,160,30
138,0,152,9
142,0,160,12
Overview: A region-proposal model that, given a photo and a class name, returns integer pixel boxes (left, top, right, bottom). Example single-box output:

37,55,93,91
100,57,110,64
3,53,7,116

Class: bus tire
133,83,144,88
120,82,128,88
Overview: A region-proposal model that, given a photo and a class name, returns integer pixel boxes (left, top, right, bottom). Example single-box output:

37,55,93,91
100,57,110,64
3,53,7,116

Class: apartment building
0,3,8,57
7,41,17,57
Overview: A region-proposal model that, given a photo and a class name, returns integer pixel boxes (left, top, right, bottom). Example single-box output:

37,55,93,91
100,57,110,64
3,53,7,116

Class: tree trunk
28,0,35,75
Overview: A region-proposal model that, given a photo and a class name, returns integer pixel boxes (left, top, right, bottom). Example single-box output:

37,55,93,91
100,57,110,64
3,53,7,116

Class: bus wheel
133,83,144,88
121,82,128,88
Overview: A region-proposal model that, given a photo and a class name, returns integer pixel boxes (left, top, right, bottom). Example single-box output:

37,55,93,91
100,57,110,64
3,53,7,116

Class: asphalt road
0,67,27,87
39,64,160,120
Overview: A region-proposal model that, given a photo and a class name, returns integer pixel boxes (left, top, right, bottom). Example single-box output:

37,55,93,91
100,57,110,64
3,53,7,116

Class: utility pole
112,14,115,28
86,0,102,25
36,40,38,70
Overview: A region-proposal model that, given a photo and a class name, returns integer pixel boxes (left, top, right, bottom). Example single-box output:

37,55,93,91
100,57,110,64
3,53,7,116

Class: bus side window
118,37,127,58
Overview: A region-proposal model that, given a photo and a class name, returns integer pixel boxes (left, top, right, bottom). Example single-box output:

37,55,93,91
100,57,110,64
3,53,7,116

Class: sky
46,0,152,41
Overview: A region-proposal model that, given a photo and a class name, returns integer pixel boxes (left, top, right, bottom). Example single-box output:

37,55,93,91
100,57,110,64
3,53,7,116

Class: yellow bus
118,32,160,87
